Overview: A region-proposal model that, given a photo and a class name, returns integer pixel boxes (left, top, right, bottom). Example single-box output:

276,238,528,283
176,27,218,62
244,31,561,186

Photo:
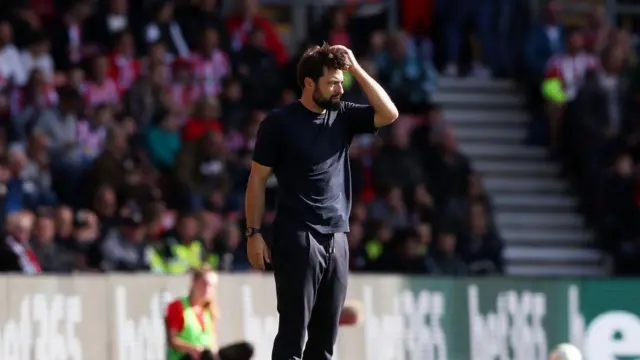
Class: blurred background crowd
522,1,640,275
0,0,636,277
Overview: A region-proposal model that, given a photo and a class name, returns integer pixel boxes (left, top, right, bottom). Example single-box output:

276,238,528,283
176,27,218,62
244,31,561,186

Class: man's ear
304,77,315,89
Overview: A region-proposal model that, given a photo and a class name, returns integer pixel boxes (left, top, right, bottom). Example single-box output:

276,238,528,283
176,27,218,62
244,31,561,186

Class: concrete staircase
432,77,607,277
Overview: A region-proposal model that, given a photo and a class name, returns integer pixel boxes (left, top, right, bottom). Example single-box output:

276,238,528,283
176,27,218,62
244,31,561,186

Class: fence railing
1,274,638,360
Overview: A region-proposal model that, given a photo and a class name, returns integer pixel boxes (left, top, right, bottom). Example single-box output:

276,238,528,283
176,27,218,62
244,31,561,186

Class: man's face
311,67,344,111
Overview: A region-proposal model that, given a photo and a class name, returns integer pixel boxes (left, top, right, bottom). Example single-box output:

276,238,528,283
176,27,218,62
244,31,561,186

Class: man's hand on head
330,45,359,70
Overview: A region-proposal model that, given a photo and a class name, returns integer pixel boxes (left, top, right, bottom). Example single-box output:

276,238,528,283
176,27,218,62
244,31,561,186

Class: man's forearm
245,177,266,228
351,65,399,124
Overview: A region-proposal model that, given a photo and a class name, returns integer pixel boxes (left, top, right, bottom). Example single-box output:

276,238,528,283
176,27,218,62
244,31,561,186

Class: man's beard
312,89,341,110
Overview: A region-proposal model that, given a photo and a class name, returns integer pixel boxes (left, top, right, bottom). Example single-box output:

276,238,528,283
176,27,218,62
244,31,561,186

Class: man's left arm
351,63,399,128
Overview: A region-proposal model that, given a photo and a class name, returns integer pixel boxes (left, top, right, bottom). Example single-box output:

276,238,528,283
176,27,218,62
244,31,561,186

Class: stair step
502,229,592,246
460,144,547,160
438,77,517,92
506,264,606,277
483,178,568,193
443,109,529,126
474,161,560,177
505,246,602,262
455,127,526,143
493,194,577,210
433,92,525,108
496,213,584,229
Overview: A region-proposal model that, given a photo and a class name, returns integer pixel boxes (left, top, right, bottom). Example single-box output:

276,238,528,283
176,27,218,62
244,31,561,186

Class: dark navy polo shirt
252,101,376,234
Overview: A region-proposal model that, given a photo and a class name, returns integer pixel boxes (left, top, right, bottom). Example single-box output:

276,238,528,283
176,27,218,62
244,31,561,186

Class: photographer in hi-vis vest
165,265,254,360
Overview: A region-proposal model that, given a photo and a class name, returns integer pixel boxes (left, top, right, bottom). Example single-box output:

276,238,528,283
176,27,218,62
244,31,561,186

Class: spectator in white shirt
20,32,55,83
0,20,27,86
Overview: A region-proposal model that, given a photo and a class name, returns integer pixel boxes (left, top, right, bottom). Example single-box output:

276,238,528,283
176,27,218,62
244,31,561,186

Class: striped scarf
5,235,41,274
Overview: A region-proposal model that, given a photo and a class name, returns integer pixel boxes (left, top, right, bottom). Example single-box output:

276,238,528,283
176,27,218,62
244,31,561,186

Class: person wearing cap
98,211,149,271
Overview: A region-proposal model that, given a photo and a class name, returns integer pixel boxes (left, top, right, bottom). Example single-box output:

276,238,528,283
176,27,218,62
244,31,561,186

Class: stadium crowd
522,1,640,275
0,0,504,277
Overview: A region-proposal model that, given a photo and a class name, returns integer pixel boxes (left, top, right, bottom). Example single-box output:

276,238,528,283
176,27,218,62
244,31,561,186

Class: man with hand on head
244,44,398,360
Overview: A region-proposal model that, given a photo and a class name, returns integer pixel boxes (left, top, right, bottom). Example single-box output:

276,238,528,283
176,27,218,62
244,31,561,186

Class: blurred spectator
177,0,230,52
123,61,167,128
440,0,494,77
583,6,613,55
49,0,95,71
225,0,288,66
542,28,598,152
108,31,141,97
369,187,410,230
371,127,423,190
182,97,223,143
312,7,353,48
193,27,230,98
459,200,504,275
0,211,39,273
87,0,132,50
20,31,54,83
524,1,565,80
156,212,207,273
32,211,77,272
432,230,468,275
85,54,120,109
423,125,472,208
143,0,190,60
146,110,182,172
8,1,44,49
0,20,27,86
98,211,149,271
376,31,436,112
172,131,231,211
234,27,282,108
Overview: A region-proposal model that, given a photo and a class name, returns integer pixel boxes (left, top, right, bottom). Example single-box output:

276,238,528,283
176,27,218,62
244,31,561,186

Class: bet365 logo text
567,286,640,360
468,285,548,360
0,294,83,360
114,286,170,360
362,286,447,360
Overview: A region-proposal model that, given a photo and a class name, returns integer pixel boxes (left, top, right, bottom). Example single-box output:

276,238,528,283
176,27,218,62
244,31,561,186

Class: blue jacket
524,25,565,77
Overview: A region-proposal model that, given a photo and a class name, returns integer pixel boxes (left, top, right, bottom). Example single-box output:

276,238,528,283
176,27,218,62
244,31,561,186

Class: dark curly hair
296,43,351,89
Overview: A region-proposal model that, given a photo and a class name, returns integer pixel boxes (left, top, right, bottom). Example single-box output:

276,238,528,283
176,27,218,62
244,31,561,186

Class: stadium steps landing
432,77,608,277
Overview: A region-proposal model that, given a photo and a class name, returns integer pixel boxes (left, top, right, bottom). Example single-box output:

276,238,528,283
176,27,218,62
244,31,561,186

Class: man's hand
247,234,271,270
331,45,359,70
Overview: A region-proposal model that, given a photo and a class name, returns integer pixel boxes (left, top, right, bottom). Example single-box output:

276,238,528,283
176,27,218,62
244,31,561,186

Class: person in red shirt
85,54,119,111
165,265,254,360
225,0,288,66
108,31,141,97
182,97,223,142
168,58,202,123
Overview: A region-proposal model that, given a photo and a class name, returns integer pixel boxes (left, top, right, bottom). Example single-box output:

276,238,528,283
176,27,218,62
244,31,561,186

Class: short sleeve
252,113,280,168
342,102,376,137
165,300,185,332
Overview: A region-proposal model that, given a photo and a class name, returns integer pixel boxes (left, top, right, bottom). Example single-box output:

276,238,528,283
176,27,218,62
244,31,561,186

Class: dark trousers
270,223,349,360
